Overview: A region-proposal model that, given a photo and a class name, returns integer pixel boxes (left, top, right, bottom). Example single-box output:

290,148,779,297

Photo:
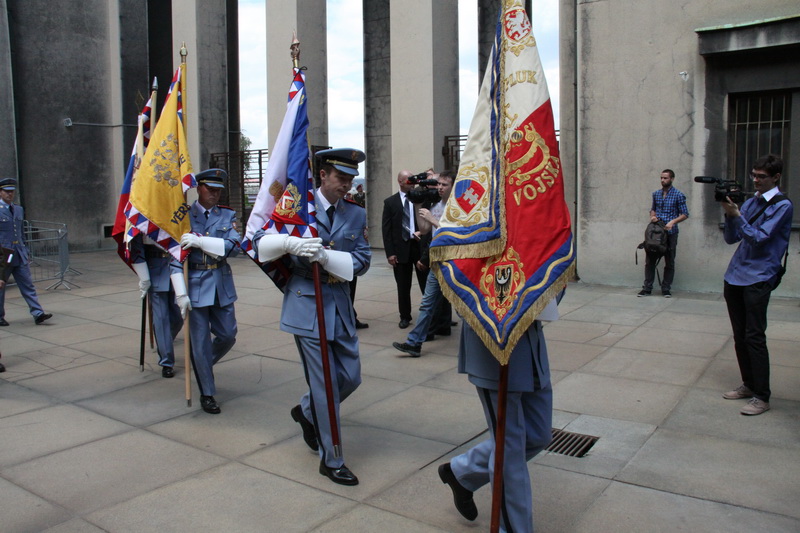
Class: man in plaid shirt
639,169,689,297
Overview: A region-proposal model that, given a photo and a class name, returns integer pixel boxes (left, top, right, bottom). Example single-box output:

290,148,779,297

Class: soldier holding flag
431,1,575,531
255,148,370,486
171,169,240,414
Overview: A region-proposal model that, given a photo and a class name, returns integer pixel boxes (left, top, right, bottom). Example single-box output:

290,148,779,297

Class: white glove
285,236,323,257
180,233,202,250
176,294,192,319
131,262,151,299
309,247,328,266
170,272,192,319
323,250,354,281
138,279,151,298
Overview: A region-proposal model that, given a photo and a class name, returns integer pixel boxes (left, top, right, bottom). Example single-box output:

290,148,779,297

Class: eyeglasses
749,172,772,180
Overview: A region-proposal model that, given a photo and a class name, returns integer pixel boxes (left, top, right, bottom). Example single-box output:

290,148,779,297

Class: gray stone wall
8,0,121,249
561,0,800,295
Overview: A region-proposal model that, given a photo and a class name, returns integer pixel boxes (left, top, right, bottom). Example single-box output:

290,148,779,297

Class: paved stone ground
1,250,799,532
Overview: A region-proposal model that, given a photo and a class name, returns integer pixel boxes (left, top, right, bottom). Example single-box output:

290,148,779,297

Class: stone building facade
559,1,800,294
0,0,239,250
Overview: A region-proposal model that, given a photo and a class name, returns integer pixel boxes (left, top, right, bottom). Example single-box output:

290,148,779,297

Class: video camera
406,172,440,204
694,176,745,204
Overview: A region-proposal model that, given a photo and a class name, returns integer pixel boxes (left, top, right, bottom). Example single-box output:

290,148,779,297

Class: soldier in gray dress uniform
129,233,184,377
0,178,52,326
170,169,240,414
255,148,370,486
438,297,560,533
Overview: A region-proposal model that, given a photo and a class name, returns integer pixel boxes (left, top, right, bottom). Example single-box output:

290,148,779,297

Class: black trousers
724,280,772,402
394,241,426,321
643,232,678,291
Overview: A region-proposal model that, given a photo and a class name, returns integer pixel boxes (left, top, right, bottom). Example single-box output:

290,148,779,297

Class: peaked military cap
195,168,227,188
317,148,366,176
0,178,18,191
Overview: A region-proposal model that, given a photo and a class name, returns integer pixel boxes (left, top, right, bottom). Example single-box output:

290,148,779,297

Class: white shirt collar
316,190,336,213
758,186,780,202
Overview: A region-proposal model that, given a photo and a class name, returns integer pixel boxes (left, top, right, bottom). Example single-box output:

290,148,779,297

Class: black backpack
639,221,668,258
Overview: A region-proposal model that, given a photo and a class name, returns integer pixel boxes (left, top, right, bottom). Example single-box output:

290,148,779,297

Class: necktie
204,210,209,219
327,205,335,225
8,204,14,215
402,197,411,241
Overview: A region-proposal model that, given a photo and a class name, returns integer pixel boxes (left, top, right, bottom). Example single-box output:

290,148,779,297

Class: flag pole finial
290,31,300,69
180,42,188,64
151,77,158,91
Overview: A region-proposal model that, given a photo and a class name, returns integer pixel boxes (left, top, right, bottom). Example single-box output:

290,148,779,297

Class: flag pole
147,77,159,354
139,295,147,371
490,364,510,533
180,42,193,408
137,77,159,369
291,34,341,457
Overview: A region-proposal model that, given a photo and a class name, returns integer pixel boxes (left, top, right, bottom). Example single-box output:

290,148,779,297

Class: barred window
727,91,791,193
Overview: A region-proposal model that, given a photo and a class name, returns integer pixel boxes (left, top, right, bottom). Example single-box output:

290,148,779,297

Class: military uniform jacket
458,321,551,393
171,201,241,308
129,234,172,291
0,200,29,267
279,195,371,340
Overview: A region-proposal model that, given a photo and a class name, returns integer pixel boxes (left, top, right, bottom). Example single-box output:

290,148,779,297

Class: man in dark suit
382,170,427,328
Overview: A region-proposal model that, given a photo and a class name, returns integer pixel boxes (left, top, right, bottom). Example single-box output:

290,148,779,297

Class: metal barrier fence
19,220,79,290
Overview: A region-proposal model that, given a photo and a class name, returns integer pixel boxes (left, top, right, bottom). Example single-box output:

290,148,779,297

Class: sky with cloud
238,0,559,152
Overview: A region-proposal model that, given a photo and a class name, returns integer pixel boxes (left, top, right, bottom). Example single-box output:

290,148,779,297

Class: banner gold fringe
434,260,576,365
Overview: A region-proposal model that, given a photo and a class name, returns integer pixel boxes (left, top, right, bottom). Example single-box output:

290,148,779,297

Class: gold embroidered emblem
506,122,550,187
148,133,181,187
446,162,491,223
480,247,525,320
502,6,536,57
274,183,302,219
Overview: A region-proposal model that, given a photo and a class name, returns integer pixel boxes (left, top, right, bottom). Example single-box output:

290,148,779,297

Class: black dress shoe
425,333,436,342
161,366,175,378
355,319,369,329
319,461,359,486
435,327,451,336
438,462,477,521
0,362,5,373
291,405,319,451
200,395,221,414
0,318,8,326
34,313,53,325
399,319,410,329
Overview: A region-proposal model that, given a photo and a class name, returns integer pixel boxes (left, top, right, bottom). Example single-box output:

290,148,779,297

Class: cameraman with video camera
719,154,793,416
393,170,455,357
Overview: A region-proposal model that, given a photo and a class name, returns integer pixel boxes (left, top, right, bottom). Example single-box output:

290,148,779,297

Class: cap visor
333,164,359,176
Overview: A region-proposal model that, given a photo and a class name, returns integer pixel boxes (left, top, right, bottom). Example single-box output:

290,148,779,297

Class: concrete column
363,0,459,249
389,0,458,174
363,0,391,244
266,0,328,150
0,0,18,183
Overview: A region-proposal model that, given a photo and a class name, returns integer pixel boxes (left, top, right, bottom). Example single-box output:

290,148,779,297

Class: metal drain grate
545,428,599,457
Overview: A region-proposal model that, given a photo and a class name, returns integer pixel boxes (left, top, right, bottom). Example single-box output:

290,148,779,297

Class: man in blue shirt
639,169,689,297
721,154,793,416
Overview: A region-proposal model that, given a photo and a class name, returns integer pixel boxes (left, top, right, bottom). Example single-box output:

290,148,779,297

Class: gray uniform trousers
450,320,553,533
